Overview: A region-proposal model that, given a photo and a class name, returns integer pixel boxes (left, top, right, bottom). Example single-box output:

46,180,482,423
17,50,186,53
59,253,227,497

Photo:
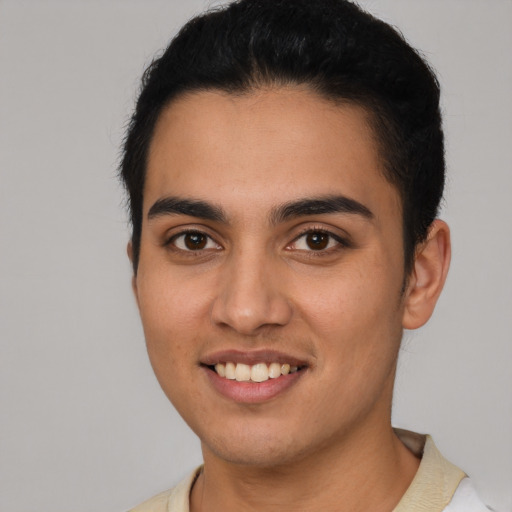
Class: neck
190,423,419,512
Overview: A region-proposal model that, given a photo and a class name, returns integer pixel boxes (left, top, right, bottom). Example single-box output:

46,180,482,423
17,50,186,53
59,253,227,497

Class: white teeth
251,363,269,382
268,362,281,379
235,363,251,382
213,361,301,382
225,362,236,380
215,363,226,377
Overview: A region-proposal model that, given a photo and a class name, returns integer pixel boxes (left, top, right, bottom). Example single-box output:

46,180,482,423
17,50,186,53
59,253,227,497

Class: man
120,1,489,510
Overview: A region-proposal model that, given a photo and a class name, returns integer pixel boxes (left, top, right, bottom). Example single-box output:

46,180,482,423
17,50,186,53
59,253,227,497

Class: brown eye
183,232,207,250
305,232,330,250
170,231,220,252
290,229,345,253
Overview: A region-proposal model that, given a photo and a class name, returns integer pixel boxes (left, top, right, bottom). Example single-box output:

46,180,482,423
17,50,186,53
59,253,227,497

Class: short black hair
120,0,445,274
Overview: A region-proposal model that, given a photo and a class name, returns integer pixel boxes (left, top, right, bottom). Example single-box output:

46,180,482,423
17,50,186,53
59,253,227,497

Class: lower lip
203,366,305,404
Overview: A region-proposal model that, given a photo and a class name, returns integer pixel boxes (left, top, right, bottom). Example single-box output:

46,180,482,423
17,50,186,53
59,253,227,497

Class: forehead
145,87,400,221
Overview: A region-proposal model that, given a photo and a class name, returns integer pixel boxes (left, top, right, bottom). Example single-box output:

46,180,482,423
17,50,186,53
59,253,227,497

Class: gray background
0,1,510,511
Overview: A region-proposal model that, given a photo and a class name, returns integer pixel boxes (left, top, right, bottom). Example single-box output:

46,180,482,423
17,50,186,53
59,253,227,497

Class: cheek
300,265,397,327
135,273,211,413
299,267,403,414
295,260,404,367
136,271,211,363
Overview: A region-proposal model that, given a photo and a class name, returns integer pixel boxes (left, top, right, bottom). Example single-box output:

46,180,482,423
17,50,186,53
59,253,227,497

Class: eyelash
166,229,221,254
164,227,350,256
289,227,350,255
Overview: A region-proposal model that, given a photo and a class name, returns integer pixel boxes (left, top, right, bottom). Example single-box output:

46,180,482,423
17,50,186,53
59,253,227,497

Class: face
133,88,408,468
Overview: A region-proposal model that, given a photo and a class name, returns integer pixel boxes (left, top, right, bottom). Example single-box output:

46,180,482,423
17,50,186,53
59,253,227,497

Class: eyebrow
269,195,374,224
147,194,373,225
147,197,227,222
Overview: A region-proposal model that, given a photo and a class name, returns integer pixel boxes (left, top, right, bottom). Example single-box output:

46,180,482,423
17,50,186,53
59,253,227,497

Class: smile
201,350,308,402
213,362,301,382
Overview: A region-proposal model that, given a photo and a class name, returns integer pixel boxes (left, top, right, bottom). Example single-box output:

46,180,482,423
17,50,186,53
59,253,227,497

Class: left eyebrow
270,195,374,225
147,196,227,223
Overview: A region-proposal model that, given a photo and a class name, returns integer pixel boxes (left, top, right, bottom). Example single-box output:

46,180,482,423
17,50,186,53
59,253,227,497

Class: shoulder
444,478,491,512
127,467,202,512
128,488,174,512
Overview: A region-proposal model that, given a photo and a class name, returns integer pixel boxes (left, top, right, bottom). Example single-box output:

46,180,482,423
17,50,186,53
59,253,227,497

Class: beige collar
393,428,466,512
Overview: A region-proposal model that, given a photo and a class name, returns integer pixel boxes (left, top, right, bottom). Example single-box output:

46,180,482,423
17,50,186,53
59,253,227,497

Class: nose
211,250,293,336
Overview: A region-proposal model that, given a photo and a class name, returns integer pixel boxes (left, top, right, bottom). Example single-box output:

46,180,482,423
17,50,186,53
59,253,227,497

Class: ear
402,220,451,330
127,241,139,307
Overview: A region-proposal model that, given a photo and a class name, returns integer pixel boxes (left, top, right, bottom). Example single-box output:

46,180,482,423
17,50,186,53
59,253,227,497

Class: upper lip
201,349,310,367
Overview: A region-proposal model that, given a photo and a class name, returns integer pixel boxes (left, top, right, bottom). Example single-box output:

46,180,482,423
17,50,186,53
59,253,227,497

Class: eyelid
162,224,350,254
165,227,223,252
287,225,351,251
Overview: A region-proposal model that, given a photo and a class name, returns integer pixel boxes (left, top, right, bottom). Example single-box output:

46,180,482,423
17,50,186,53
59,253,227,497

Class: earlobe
127,241,139,306
402,220,451,330
127,241,134,265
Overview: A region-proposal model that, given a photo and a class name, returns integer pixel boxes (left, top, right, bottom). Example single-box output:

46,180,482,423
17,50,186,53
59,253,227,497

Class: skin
130,87,451,512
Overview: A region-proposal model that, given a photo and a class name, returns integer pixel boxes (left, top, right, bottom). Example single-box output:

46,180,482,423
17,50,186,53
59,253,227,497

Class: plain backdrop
0,1,511,511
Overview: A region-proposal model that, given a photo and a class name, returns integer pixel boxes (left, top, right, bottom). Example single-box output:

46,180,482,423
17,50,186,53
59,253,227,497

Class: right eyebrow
269,195,374,225
147,196,227,223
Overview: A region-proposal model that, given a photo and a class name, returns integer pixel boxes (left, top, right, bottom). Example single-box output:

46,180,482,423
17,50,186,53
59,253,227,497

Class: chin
206,442,306,469
199,422,319,469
